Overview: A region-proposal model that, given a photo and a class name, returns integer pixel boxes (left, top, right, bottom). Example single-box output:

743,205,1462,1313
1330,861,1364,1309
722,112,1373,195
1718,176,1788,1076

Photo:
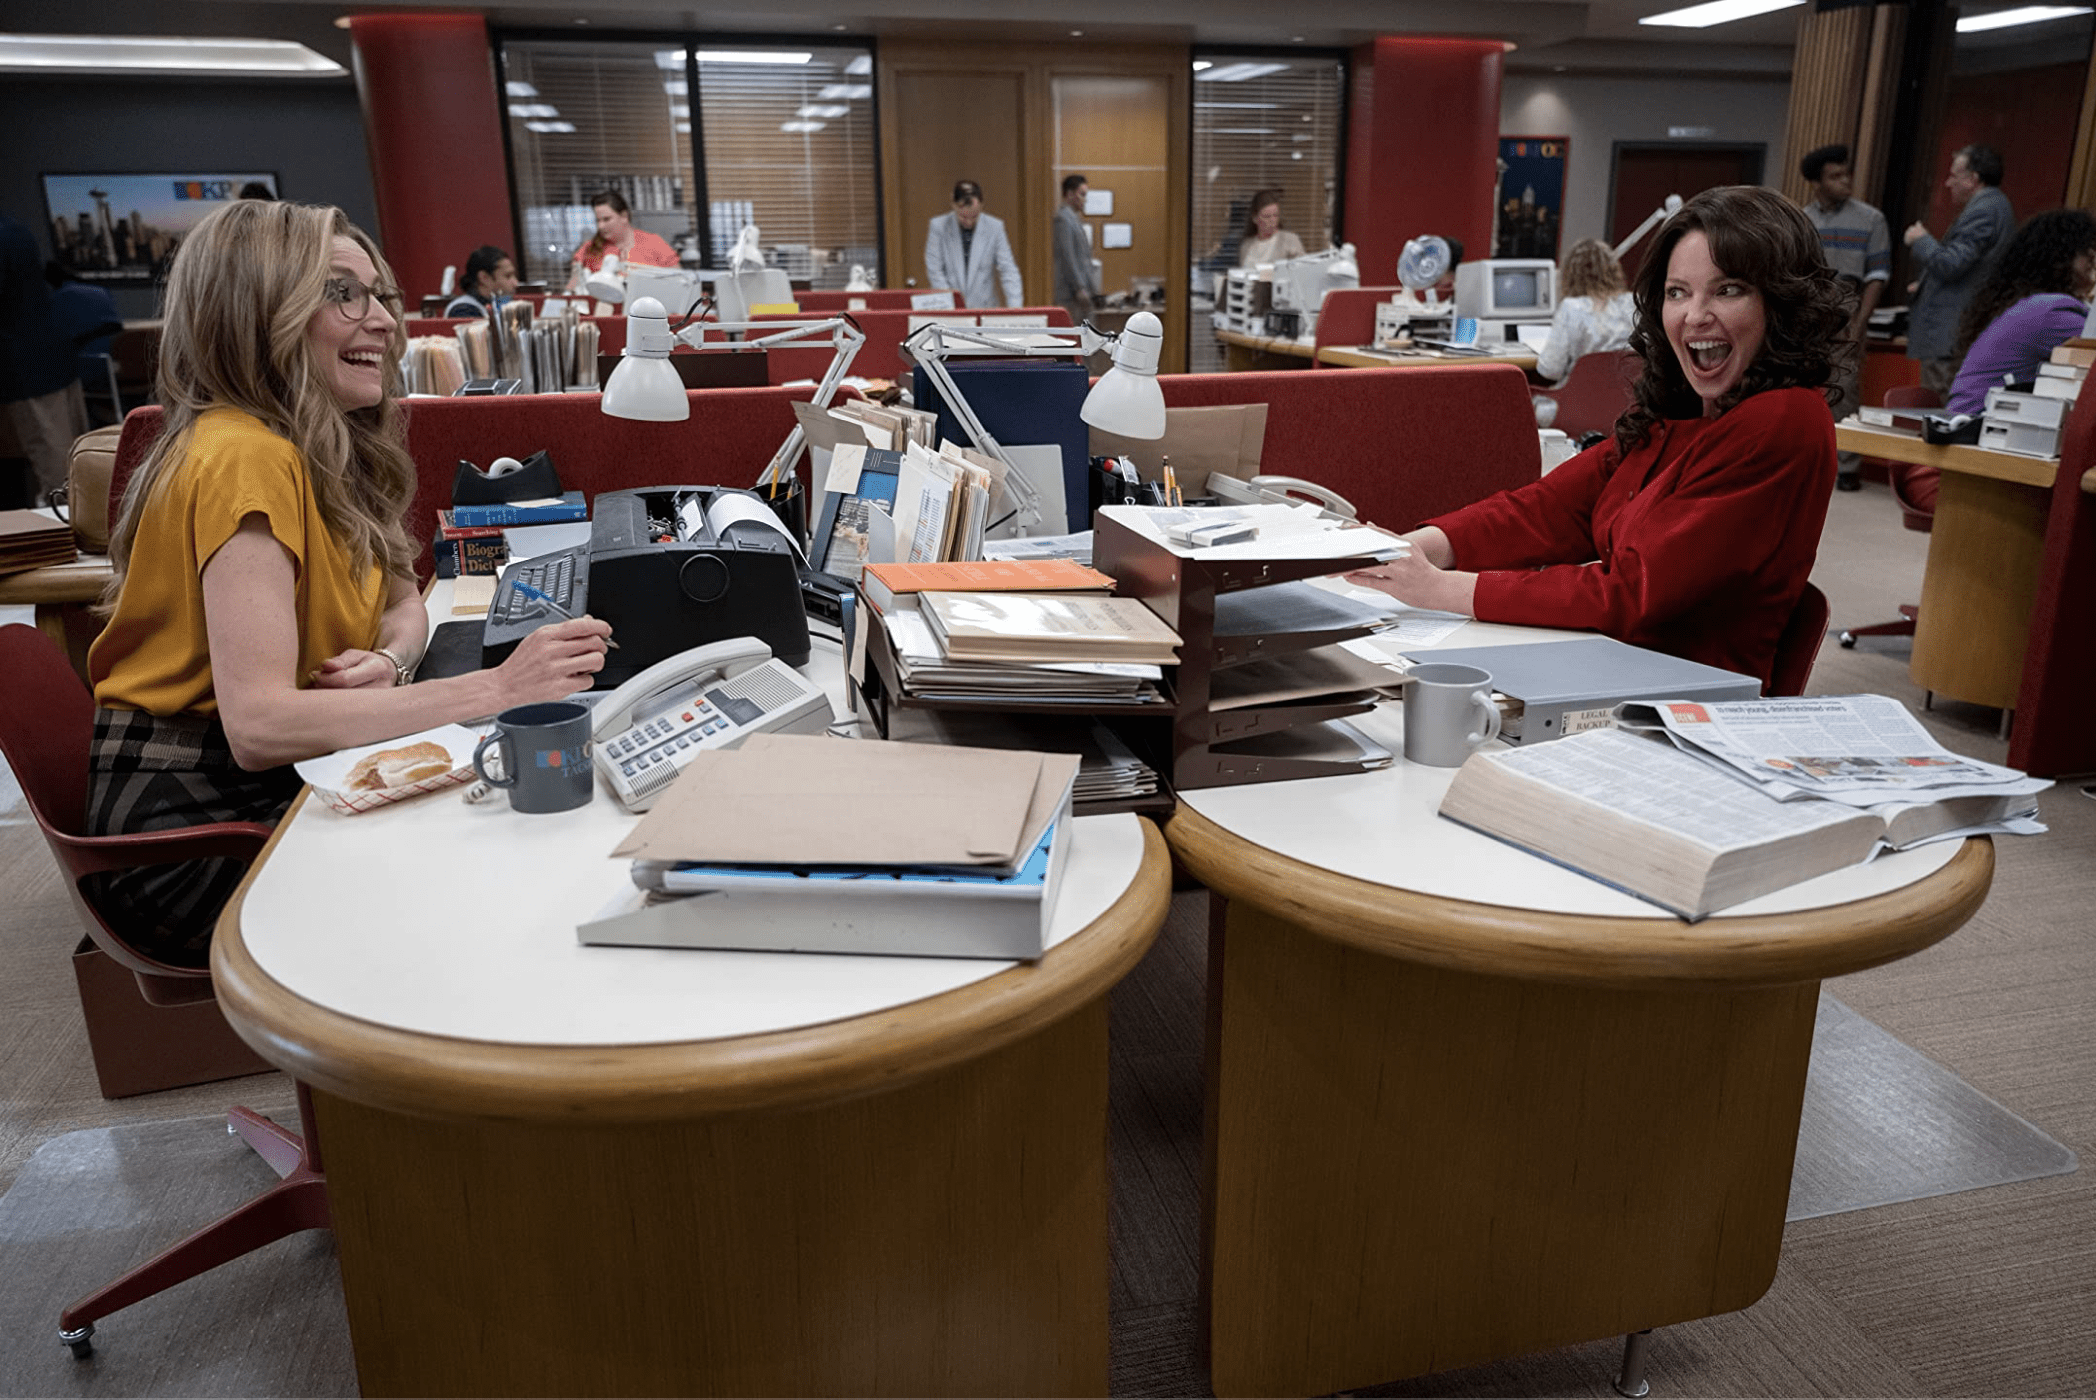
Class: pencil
510,581,620,648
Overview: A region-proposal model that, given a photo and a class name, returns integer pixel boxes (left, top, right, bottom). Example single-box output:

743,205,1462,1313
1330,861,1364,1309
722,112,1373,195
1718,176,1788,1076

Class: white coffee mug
1403,663,1502,767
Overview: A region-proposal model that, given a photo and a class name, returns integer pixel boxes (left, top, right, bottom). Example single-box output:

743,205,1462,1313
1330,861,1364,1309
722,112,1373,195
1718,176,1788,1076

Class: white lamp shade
584,253,625,304
601,355,690,421
1080,365,1166,438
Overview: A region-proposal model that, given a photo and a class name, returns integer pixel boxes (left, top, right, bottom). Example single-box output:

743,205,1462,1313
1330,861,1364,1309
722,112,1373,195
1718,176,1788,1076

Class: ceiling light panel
699,50,811,64
1197,62,1290,82
818,83,872,99
1638,0,1805,27
525,120,576,133
797,104,850,118
780,119,827,132
1955,5,2092,30
506,80,538,97
0,32,347,75
508,103,559,118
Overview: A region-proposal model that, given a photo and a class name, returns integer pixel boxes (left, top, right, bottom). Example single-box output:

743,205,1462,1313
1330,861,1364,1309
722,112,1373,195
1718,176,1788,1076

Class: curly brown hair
1616,185,1855,454
1952,208,2096,359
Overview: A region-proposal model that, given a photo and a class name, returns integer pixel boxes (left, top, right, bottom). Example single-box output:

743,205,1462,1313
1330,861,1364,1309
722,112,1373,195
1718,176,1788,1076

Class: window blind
1188,54,1346,369
501,40,699,288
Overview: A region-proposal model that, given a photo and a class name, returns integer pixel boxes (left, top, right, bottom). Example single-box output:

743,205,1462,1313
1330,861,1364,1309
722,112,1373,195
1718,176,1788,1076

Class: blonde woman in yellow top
88,200,609,964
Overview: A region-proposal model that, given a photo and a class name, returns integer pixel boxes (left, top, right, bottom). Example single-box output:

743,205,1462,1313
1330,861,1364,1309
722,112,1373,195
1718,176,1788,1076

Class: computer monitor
1454,259,1557,322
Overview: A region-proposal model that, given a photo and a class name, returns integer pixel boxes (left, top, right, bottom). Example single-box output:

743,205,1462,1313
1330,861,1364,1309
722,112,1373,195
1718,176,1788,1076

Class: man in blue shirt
1799,144,1891,490
1,215,87,501
1905,144,2014,400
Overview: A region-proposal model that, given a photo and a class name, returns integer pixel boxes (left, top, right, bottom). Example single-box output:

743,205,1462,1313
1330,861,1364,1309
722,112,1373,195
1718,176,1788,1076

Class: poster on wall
40,172,280,284
1495,138,1567,261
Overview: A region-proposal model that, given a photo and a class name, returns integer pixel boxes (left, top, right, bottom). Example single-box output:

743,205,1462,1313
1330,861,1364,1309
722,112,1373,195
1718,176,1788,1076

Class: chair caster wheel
60,1323,94,1358
1838,631,1858,648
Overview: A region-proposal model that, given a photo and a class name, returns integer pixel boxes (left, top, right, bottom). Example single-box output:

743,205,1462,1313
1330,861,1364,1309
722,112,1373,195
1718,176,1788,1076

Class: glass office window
697,45,879,288
1188,54,1346,370
501,40,700,289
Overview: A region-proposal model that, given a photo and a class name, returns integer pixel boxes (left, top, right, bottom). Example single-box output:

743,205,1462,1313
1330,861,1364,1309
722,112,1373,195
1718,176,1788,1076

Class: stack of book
430,510,508,578
865,559,1176,706
0,510,76,576
2033,344,2088,404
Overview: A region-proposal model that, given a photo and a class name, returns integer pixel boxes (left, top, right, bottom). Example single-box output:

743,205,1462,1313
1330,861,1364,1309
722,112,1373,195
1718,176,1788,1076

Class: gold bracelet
372,646,414,687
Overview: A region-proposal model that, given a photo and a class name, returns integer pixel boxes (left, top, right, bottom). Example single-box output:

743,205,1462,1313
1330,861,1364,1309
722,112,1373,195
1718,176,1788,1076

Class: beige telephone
1204,473,1358,522
590,637,832,812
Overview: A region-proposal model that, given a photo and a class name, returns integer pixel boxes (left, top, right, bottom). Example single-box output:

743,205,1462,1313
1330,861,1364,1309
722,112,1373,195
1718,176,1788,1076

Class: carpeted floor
2,479,2092,1397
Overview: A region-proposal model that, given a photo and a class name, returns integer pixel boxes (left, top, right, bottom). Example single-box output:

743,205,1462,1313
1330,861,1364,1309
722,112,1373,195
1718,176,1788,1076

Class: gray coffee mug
1403,663,1503,767
472,701,595,813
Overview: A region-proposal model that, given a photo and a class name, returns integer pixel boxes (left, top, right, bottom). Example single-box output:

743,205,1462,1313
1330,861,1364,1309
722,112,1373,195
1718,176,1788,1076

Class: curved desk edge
1166,803,1993,990
213,805,1171,1123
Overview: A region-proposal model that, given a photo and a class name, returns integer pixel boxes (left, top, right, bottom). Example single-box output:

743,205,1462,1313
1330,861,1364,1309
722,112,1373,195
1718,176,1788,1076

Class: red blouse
1425,386,1836,690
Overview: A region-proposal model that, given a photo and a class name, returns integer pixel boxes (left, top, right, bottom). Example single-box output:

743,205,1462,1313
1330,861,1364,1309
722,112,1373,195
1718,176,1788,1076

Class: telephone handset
1204,473,1359,522
589,636,833,812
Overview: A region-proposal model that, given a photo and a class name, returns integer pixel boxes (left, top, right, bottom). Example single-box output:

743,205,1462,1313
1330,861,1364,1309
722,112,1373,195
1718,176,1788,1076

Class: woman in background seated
1945,209,2095,416
442,244,518,319
1346,185,1849,692
1535,237,1635,385
566,190,677,292
1238,190,1306,266
88,200,609,966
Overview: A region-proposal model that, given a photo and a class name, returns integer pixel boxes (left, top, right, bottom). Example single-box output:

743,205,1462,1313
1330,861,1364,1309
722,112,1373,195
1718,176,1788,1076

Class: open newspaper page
1617,695,2051,808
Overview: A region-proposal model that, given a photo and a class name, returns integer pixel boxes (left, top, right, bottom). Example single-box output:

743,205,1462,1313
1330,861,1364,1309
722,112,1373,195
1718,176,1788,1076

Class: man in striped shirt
1800,144,1891,490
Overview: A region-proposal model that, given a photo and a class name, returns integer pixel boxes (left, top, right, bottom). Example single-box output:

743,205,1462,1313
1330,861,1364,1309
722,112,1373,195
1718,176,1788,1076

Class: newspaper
1616,695,2052,808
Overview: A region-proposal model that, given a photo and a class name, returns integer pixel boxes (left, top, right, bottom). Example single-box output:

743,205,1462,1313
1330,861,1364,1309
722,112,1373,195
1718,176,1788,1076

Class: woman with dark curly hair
1345,185,1850,690
1944,209,2095,416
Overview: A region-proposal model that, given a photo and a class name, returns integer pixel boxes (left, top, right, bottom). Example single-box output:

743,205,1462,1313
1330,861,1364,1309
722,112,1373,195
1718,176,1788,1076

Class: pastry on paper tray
344,740,453,792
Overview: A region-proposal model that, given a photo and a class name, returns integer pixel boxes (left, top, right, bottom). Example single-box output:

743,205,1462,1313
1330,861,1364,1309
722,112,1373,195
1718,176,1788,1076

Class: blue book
450,491,588,528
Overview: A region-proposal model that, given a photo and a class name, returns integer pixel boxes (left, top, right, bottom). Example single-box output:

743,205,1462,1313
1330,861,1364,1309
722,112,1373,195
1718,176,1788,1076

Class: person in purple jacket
1946,209,2095,416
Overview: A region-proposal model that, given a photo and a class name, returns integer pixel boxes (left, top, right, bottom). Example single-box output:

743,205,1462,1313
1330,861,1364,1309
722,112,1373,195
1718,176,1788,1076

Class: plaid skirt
85,708,301,968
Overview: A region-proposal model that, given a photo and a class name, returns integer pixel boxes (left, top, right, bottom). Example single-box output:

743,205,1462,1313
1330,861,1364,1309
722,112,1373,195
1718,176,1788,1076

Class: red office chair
1534,349,1640,440
1837,386,1941,648
0,626,329,1358
1768,582,1831,697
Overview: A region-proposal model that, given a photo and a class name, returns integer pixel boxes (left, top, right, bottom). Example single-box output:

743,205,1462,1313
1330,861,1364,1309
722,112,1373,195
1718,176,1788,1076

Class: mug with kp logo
472,701,595,813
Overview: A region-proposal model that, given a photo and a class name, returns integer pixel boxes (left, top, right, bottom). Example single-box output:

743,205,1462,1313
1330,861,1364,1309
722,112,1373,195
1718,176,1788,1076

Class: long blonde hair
1559,237,1627,303
106,201,417,597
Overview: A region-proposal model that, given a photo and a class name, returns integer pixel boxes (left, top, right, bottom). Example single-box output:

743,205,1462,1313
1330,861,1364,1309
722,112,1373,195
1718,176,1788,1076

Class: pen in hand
510,580,619,648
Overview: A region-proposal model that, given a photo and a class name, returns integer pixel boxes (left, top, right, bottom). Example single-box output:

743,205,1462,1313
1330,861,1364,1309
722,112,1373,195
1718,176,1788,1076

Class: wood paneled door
878,40,1190,372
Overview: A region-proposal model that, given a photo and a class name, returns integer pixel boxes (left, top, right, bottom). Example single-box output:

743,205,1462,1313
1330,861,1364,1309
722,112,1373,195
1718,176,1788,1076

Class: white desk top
236,583,1148,1048
1180,615,1958,921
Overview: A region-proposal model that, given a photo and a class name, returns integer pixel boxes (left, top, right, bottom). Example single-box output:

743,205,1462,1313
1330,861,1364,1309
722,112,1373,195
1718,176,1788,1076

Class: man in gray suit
1052,173,1100,324
924,179,1024,309
1904,144,2014,399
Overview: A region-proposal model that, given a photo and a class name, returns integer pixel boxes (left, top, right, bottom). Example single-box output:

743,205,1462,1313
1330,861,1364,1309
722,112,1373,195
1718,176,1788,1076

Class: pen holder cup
758,472,809,552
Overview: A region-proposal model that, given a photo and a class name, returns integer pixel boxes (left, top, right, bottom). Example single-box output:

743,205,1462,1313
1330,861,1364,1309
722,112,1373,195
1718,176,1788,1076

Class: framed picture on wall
1495,138,1568,261
40,172,281,284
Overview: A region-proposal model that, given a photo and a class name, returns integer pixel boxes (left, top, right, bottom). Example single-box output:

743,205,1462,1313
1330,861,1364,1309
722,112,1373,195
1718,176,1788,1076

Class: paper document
1097,503,1405,562
705,491,805,561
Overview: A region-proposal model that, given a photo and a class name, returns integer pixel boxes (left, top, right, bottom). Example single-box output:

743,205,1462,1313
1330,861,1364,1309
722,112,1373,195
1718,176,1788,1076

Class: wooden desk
1213,326,1316,372
210,603,1172,1397
1316,344,1540,372
1835,422,2061,711
1166,619,1993,1396
0,549,112,681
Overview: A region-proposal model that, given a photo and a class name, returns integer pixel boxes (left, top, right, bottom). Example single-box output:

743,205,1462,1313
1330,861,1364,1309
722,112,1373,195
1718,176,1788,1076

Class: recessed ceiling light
846,54,872,75
1956,5,2092,30
819,84,872,99
507,80,538,97
699,49,812,64
1197,61,1290,81
0,32,348,75
797,104,849,118
508,103,560,118
1212,127,1277,135
572,17,588,24
1639,0,1805,27
780,119,827,132
1071,29,1085,36
1195,101,1280,109
833,23,848,30
1290,35,1305,42
1192,60,1213,71
525,120,576,133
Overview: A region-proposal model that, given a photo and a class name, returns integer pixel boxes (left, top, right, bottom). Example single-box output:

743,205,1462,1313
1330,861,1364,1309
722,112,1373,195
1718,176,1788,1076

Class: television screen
1491,268,1542,310
41,172,280,284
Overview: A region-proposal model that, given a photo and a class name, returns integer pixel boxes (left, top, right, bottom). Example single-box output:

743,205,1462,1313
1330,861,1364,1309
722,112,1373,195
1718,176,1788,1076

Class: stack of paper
582,735,1082,959
883,607,1165,704
921,591,1182,665
1098,502,1408,563
1616,694,2050,848
0,511,74,575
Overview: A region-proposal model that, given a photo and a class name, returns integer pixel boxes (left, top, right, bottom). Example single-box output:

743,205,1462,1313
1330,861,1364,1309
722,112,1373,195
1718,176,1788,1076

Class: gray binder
1403,636,1760,746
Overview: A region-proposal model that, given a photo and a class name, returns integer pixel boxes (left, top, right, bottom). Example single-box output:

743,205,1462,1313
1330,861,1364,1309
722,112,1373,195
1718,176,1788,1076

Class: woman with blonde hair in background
1534,237,1635,385
87,200,609,964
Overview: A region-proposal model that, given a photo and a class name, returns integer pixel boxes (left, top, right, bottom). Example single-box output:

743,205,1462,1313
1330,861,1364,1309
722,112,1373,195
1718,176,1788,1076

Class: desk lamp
900,312,1166,533
583,253,625,306
1614,194,1684,259
600,295,865,488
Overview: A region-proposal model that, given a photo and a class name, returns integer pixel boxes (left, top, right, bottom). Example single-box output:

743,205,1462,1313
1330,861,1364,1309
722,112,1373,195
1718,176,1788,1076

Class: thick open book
1438,728,1892,920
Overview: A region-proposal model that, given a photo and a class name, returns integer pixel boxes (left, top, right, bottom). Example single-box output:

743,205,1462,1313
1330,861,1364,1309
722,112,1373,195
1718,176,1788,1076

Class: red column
1343,37,1504,289
347,14,514,301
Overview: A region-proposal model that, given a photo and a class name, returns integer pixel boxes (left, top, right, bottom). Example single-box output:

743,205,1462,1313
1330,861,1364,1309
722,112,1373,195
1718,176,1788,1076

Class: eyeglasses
322,276,404,321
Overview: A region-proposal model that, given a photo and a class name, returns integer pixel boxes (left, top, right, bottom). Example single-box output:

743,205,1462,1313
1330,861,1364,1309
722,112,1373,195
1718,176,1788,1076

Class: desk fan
1374,235,1454,342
